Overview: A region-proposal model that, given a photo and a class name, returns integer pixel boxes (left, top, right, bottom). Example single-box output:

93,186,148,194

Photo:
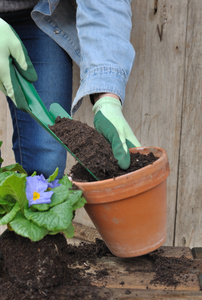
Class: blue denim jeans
1,10,72,178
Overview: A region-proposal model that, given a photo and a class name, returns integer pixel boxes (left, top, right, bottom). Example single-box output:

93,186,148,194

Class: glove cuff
92,96,122,115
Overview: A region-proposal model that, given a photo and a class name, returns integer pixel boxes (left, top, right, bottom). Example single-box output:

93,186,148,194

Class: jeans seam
13,106,23,166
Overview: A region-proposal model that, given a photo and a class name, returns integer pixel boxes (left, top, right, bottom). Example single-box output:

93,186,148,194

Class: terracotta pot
74,147,170,258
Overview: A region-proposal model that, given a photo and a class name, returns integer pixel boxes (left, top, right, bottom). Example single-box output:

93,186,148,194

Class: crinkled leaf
68,190,82,205
24,201,74,231
0,163,27,174
0,195,16,206
0,202,20,225
0,171,14,183
0,207,6,214
30,203,50,211
67,190,87,210
49,230,61,235
58,175,73,189
63,223,75,239
10,211,48,241
49,184,69,207
0,173,27,210
47,167,59,183
72,196,87,210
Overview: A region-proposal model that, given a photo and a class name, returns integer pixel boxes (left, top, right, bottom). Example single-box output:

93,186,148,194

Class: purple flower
26,175,53,207
39,174,60,189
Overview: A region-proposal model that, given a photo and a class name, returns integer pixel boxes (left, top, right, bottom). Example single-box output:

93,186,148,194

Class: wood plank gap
199,274,202,291
173,0,190,247
192,248,202,259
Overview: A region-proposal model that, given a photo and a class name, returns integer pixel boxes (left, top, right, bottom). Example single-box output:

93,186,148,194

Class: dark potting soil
0,231,197,300
0,230,111,300
49,117,158,181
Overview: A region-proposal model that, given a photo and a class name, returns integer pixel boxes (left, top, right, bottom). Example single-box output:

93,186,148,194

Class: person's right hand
0,18,37,109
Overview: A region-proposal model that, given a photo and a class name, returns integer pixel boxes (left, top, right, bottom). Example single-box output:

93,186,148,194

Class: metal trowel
14,68,98,181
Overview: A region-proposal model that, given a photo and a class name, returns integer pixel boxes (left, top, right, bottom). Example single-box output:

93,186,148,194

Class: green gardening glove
93,97,141,170
0,18,37,110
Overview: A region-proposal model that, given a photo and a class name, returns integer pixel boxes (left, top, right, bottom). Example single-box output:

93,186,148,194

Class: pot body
74,147,170,257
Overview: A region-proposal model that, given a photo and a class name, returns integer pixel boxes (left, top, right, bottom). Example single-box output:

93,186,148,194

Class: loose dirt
0,231,197,300
0,118,174,300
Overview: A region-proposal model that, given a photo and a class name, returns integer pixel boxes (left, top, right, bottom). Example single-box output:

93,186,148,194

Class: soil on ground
0,118,173,299
0,231,196,300
49,117,158,181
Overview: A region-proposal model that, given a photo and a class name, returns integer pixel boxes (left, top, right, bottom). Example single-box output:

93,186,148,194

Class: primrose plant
0,141,86,241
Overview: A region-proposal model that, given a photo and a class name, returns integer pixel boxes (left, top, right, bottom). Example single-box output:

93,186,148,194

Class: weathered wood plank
0,0,201,249
175,0,202,248
93,271,199,291
71,0,189,247
0,92,15,166
73,221,101,242
159,246,193,259
0,93,15,235
126,0,188,246
192,248,202,259
117,290,202,300
74,252,200,291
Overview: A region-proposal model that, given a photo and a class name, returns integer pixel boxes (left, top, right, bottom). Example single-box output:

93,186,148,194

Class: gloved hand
93,96,141,170
0,18,37,109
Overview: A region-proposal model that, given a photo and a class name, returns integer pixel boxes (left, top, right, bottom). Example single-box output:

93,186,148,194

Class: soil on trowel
49,117,158,181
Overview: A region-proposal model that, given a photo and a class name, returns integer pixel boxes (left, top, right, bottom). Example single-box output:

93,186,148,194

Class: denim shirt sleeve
31,0,135,116
31,0,80,66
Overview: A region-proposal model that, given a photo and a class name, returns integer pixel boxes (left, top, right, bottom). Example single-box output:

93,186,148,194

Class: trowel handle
14,67,55,126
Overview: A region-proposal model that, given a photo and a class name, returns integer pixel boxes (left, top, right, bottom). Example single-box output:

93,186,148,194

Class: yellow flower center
33,191,40,201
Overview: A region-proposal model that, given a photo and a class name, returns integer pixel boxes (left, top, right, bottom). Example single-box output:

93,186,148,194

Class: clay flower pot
74,147,170,258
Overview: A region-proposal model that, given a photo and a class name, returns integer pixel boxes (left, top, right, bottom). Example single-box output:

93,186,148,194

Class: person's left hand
0,18,37,109
93,97,141,170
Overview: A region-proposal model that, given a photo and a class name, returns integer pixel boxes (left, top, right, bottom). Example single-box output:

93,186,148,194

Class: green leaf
47,167,59,182
0,207,6,214
49,184,69,207
63,223,75,239
0,163,27,174
0,173,28,210
30,171,37,177
0,171,14,183
68,190,83,205
0,141,3,165
0,195,16,206
72,196,87,211
31,203,50,211
10,211,48,241
24,201,74,232
58,175,73,189
0,202,20,225
67,190,87,210
49,230,61,235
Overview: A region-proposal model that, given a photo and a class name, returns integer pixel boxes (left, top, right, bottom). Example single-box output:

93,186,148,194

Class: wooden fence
0,0,201,248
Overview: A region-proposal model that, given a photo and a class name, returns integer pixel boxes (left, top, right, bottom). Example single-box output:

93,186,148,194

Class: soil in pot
49,117,158,181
